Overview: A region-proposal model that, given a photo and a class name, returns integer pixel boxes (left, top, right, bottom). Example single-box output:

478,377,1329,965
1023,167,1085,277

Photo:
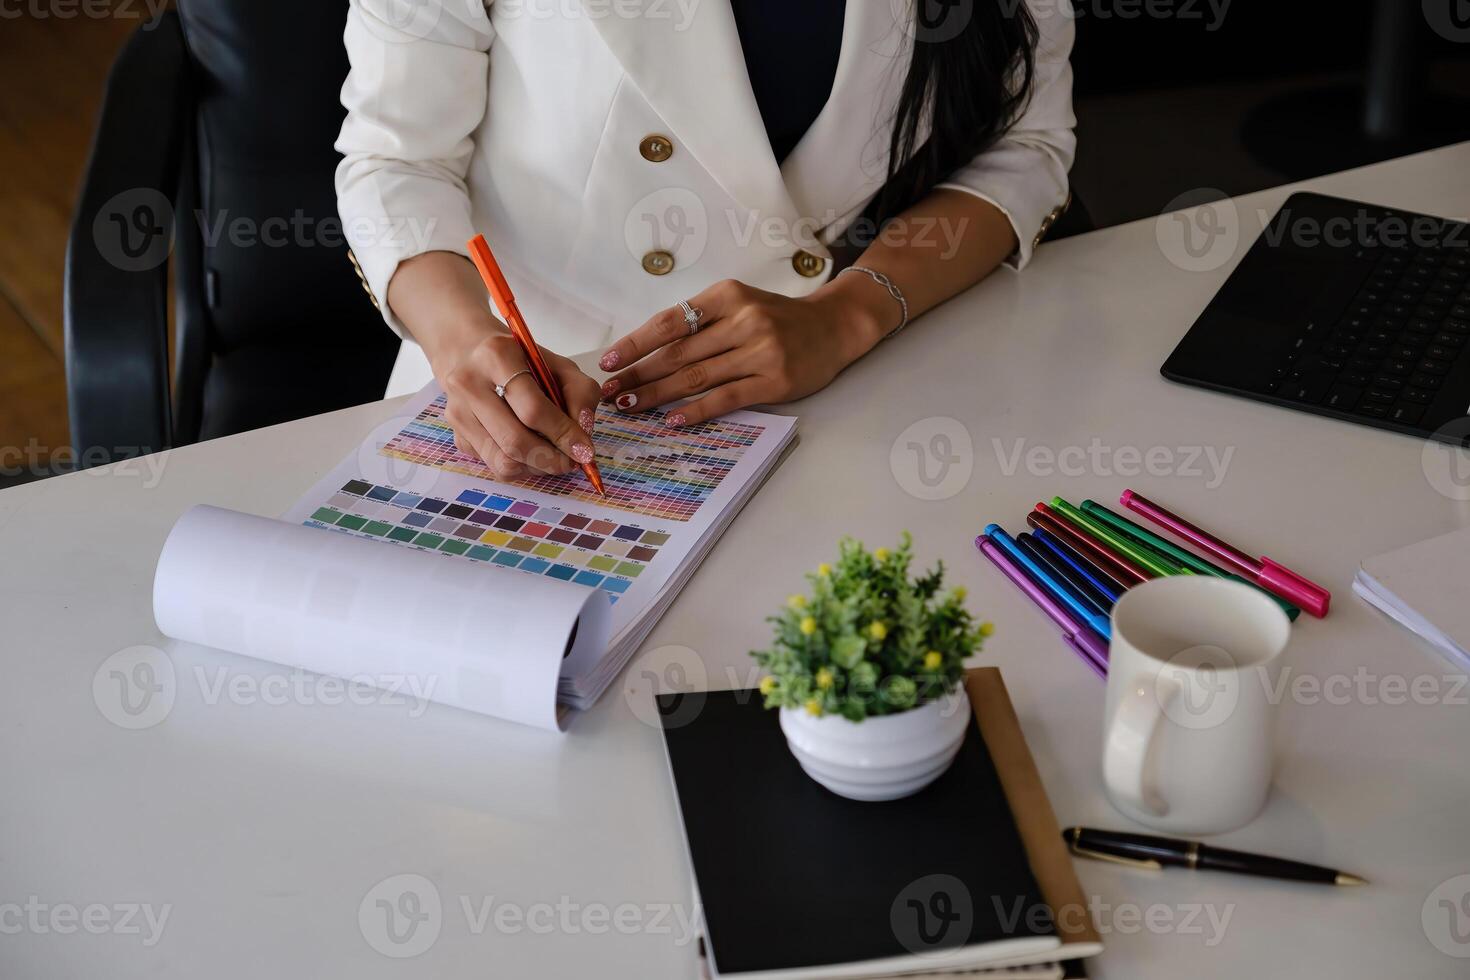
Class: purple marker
976,535,1109,678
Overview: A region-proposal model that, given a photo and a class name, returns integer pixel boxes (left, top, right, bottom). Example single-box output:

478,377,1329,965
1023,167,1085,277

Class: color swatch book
279,382,796,709
151,383,794,731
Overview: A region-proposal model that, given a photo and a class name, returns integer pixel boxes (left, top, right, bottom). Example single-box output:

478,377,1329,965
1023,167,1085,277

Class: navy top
730,1,847,163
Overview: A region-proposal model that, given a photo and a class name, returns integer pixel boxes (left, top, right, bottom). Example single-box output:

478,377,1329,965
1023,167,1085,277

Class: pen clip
1067,840,1163,871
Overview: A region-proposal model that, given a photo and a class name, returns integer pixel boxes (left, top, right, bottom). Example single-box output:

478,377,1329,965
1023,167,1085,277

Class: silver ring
678,299,704,335
495,369,533,399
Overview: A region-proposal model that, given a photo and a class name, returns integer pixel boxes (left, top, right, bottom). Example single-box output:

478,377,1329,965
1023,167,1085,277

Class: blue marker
1017,533,1113,617
983,524,1113,640
1031,527,1124,604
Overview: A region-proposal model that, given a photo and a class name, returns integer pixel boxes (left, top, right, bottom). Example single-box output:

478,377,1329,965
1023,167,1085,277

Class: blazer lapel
782,2,915,233
585,0,798,219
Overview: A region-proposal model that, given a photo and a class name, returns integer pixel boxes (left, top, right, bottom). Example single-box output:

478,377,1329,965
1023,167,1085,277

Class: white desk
5,144,1470,978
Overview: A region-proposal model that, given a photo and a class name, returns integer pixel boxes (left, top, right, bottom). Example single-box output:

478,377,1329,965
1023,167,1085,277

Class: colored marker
1030,504,1151,585
1049,498,1191,579
984,524,1112,640
1018,533,1114,616
1120,489,1330,618
1032,526,1132,599
977,536,1107,678
1030,527,1125,603
1079,499,1301,621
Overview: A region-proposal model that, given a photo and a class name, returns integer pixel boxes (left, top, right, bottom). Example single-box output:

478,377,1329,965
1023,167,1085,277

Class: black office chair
64,1,399,464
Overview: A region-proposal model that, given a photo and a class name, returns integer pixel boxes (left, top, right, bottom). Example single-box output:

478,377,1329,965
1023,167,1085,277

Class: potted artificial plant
752,534,992,801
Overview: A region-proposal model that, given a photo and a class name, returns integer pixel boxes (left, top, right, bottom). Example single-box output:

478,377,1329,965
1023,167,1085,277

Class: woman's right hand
436,331,602,479
389,252,602,480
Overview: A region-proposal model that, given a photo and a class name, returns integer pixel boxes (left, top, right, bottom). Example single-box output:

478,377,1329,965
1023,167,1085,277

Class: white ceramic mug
1102,576,1292,834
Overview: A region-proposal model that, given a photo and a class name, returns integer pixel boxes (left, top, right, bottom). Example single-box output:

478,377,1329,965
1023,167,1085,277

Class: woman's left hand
596,277,897,426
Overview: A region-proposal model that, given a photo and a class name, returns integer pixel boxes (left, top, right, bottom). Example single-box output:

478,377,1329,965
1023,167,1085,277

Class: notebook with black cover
656,669,1102,979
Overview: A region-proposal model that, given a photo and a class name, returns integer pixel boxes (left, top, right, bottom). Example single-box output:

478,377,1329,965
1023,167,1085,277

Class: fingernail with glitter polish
578,408,596,432
601,379,620,398
666,412,687,428
599,350,621,371
615,392,638,411
570,443,595,465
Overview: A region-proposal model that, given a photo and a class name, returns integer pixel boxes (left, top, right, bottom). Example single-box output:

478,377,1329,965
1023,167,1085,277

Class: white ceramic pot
779,688,972,802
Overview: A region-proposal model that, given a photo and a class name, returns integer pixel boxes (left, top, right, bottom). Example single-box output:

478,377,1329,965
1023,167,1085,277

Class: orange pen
466,234,605,495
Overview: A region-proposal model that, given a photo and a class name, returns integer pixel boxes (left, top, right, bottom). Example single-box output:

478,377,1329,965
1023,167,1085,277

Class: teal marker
1049,498,1189,579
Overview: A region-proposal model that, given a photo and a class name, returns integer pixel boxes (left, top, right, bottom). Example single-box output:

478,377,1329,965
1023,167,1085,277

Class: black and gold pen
1064,827,1368,886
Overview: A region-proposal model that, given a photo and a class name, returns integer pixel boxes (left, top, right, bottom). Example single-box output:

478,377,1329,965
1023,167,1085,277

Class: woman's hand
389,251,602,480
596,276,898,426
433,326,602,479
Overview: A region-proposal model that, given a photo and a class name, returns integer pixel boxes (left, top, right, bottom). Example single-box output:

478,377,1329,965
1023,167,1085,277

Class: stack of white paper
1354,526,1470,669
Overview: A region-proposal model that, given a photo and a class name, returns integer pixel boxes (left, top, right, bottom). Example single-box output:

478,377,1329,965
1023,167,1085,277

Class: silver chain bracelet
837,265,909,339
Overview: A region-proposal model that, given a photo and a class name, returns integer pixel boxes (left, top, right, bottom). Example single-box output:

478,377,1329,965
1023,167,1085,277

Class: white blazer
336,0,1077,396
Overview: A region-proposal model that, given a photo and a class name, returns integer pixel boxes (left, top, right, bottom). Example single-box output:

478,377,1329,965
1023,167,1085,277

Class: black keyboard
1265,231,1470,427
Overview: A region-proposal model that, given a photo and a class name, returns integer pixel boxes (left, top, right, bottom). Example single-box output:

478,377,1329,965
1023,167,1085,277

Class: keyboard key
1390,404,1425,424
1343,371,1372,385
1445,319,1470,334
1323,385,1362,410
1284,374,1334,403
1434,332,1465,347
1357,403,1389,418
1403,388,1435,404
1409,372,1446,390
1364,390,1396,405
1417,359,1451,375
1407,318,1437,334
1392,346,1419,360
1428,345,1457,361
1371,376,1405,390
1384,359,1414,375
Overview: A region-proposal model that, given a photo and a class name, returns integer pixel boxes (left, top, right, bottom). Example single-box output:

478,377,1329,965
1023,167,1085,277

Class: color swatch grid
378,394,765,522
303,479,673,604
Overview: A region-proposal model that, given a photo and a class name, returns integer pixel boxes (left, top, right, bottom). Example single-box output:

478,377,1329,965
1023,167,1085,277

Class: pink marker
1119,489,1330,618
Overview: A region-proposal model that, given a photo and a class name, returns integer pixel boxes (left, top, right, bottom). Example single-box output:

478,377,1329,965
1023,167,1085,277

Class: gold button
642,250,675,276
792,250,826,278
639,134,674,163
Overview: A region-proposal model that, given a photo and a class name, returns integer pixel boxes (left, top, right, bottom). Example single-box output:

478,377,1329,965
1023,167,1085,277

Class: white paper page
153,505,611,731
279,383,797,650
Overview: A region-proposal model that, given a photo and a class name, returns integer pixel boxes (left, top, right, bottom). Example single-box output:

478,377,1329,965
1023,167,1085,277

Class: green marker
1079,498,1301,622
1049,497,1189,578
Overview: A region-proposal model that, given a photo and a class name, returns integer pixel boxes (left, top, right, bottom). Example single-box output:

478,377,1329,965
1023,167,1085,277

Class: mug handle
1104,676,1177,816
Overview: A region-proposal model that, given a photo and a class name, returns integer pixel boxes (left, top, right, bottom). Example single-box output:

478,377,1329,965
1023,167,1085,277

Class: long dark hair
870,0,1040,227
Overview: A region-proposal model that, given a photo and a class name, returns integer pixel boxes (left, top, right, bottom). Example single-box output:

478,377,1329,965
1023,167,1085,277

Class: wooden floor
0,7,138,485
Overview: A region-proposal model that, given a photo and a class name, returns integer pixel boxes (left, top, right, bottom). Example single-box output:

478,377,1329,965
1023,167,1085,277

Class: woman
337,0,1075,478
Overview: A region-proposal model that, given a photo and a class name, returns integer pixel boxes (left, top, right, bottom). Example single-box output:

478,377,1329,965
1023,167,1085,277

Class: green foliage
751,533,992,721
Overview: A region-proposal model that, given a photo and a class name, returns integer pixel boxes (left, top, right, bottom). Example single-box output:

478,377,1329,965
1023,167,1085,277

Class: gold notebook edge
966,667,1103,951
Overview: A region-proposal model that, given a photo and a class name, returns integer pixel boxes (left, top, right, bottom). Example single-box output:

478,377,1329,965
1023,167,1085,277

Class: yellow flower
799,616,817,636
817,563,832,577
868,621,888,642
953,586,968,602
923,651,943,670
787,594,806,609
979,621,995,637
815,668,834,689
874,547,890,562
804,698,823,717
759,676,777,695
